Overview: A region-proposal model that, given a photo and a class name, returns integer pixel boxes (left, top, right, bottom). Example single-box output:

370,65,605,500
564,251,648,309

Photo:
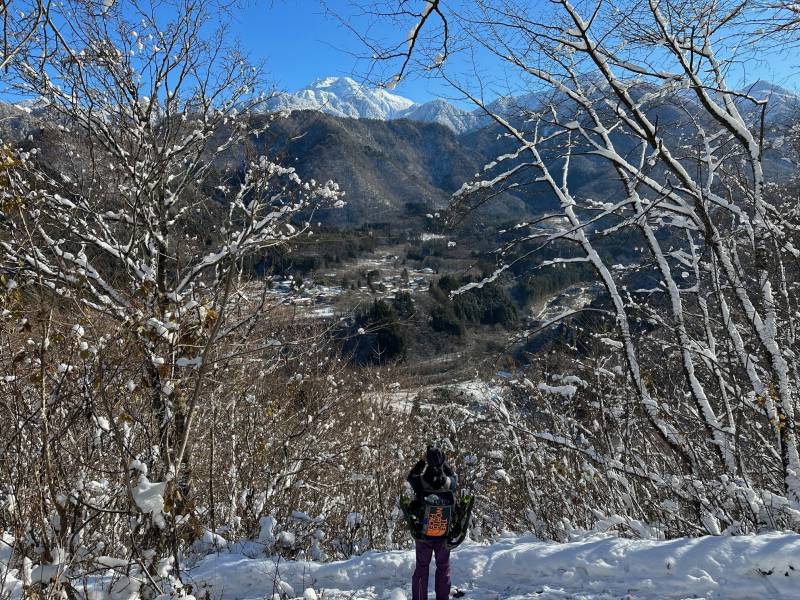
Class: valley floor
184,532,800,600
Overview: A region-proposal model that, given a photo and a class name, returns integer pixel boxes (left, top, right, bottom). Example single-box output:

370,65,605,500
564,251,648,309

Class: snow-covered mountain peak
268,76,416,121
400,98,483,133
310,75,356,89
744,80,797,98
266,76,485,133
735,80,799,122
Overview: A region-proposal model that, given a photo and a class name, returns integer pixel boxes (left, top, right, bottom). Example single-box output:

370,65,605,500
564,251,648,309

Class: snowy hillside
5,4,800,600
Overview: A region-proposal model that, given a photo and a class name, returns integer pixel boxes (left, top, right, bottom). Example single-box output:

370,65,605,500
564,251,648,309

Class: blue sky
232,1,799,105
232,0,487,104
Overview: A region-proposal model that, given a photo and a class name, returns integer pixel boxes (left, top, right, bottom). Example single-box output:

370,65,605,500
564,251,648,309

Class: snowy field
3,531,800,599
180,532,800,600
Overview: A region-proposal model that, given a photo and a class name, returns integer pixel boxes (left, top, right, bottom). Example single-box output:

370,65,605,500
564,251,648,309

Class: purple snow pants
411,539,451,600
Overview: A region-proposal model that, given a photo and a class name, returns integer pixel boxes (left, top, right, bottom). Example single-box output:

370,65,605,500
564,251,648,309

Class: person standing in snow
406,446,458,600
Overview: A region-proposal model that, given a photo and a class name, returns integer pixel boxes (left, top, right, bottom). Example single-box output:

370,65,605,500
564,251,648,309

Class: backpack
420,491,454,538
400,493,474,548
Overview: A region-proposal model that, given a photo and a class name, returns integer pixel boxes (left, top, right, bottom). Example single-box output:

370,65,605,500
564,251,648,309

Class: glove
409,459,425,476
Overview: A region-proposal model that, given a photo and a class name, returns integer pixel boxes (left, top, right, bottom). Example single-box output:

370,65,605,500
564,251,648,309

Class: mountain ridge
266,76,481,134
266,76,800,135
1,77,796,229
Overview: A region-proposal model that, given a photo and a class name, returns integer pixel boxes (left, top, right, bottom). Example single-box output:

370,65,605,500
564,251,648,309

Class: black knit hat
426,446,445,467
423,465,446,489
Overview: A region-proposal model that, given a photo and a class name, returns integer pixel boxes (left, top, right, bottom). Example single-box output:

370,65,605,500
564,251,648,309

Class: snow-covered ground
3,531,800,599
365,378,501,414
182,532,800,600
533,284,601,324
256,252,440,320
